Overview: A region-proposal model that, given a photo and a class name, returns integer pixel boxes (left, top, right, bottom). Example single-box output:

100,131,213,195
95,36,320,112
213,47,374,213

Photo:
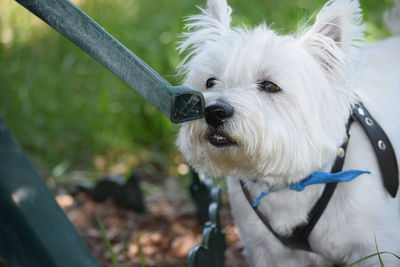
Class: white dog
177,0,400,266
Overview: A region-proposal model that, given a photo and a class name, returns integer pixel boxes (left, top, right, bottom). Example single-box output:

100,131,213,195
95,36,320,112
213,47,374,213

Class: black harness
240,102,399,252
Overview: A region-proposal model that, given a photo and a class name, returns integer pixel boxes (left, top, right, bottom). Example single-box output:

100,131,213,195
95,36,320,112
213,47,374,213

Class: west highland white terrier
177,0,400,266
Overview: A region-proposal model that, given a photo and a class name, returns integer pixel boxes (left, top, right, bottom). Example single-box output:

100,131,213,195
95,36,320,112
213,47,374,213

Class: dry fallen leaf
56,194,74,209
170,234,199,258
225,224,240,244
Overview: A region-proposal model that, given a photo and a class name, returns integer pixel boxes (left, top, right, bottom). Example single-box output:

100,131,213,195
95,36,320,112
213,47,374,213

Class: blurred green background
0,0,393,183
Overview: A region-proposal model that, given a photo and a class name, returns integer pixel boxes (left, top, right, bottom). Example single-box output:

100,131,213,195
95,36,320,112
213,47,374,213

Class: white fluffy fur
177,0,400,266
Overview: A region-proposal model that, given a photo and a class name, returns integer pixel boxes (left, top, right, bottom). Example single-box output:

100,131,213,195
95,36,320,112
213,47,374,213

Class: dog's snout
205,102,234,127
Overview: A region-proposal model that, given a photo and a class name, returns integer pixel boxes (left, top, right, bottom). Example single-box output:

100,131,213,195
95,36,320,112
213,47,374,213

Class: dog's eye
257,80,281,93
206,78,217,89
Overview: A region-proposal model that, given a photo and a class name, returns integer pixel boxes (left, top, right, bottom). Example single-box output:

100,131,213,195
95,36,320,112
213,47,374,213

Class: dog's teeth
212,134,227,141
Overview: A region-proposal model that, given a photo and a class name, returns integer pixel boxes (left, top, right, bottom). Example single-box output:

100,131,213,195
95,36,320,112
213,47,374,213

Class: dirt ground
56,177,248,267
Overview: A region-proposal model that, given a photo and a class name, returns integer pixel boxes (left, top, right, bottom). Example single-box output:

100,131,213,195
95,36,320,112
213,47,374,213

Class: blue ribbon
251,170,370,207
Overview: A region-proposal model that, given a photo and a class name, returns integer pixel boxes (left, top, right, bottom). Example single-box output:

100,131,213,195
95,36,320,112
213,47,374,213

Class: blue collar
252,169,370,207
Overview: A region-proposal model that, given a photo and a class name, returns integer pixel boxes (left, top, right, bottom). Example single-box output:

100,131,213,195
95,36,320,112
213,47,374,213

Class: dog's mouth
206,128,237,147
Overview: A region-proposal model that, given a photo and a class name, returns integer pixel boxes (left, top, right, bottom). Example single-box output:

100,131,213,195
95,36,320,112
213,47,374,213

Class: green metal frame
15,0,204,123
0,117,99,267
190,170,214,224
187,179,226,267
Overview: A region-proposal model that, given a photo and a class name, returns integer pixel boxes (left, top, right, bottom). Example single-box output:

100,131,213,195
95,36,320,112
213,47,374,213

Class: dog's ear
178,0,232,61
299,0,365,72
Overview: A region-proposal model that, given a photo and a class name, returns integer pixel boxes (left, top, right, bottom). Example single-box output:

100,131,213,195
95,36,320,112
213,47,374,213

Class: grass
0,0,394,178
344,235,400,266
95,213,121,267
136,234,147,267
347,252,400,266
95,214,150,267
346,250,400,266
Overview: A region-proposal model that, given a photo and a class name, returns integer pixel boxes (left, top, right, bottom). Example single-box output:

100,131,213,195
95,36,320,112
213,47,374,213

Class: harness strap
352,103,399,197
240,102,399,252
240,135,349,252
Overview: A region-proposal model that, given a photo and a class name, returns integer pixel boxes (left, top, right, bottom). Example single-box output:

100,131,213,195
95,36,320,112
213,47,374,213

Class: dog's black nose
205,102,234,127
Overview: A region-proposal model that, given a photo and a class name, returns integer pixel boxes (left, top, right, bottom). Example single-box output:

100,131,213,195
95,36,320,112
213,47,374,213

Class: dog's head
177,0,364,182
